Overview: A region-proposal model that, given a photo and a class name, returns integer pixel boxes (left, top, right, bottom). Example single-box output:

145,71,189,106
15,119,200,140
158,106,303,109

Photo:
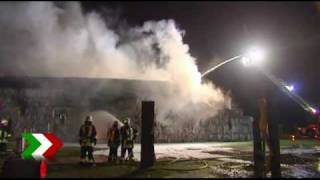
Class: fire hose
156,152,256,172
158,158,209,171
116,157,209,171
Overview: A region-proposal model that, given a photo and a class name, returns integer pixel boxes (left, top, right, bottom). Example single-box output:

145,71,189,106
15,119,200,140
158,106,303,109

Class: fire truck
296,116,320,139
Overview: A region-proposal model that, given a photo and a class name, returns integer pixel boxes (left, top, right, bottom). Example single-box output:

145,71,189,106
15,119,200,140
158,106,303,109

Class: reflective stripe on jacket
121,127,136,148
0,129,8,143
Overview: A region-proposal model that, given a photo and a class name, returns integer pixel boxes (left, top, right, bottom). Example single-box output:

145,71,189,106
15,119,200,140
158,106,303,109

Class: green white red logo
22,133,63,161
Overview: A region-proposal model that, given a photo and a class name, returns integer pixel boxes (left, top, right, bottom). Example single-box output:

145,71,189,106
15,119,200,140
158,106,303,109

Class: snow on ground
63,142,320,161
64,142,320,166
281,146,320,155
65,142,239,161
153,143,234,160
90,143,234,161
63,142,320,178
216,157,252,164
208,165,252,178
289,165,318,178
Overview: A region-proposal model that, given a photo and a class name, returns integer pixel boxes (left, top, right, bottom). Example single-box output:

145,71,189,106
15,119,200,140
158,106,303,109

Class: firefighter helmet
85,115,93,122
123,118,130,125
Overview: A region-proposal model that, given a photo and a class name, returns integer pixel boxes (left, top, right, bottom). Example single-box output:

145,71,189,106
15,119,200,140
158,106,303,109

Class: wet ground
45,152,320,178
56,140,320,178
1,140,319,177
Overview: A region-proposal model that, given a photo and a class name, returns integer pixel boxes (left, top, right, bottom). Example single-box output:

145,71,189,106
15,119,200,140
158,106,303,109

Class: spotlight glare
285,85,295,92
310,107,317,114
241,46,266,67
241,56,251,67
247,46,266,62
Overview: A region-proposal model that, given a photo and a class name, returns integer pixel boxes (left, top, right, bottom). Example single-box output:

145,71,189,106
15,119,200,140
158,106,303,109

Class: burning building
154,104,253,142
0,76,253,143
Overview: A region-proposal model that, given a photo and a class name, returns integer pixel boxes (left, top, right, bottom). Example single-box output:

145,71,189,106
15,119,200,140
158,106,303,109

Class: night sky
81,1,320,130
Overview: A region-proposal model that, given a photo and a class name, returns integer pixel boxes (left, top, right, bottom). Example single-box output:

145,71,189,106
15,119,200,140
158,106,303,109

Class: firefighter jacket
107,127,120,147
120,126,137,149
0,125,10,144
79,124,97,147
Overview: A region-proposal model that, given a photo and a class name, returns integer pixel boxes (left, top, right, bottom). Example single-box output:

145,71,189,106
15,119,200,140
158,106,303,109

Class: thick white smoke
0,2,231,126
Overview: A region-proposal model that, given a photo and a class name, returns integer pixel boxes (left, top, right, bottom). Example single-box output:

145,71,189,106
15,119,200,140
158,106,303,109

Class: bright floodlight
241,56,251,66
247,46,266,61
241,46,266,66
285,85,295,92
310,107,317,114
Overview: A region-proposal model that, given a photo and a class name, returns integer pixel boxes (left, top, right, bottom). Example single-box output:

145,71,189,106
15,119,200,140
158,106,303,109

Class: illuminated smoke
0,2,230,127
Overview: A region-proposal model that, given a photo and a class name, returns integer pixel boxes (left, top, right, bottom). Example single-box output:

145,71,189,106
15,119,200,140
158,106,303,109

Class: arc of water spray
201,55,242,78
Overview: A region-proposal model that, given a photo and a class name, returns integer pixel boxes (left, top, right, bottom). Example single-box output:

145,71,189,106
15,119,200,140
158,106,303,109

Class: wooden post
140,101,155,169
267,109,281,178
253,118,265,178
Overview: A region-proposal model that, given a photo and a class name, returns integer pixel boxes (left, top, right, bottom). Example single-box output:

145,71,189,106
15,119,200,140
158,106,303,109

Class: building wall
201,108,253,141
0,79,253,143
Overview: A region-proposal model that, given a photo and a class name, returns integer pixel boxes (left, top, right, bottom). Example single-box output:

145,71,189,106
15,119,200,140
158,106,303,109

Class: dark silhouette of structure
140,101,155,169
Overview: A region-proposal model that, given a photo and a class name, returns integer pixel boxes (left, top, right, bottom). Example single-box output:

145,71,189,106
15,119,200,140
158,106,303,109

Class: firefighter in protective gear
0,119,11,152
79,115,97,165
107,121,120,162
120,118,137,161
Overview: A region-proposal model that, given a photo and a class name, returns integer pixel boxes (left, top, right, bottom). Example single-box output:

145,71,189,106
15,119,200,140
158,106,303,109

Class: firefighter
120,118,137,161
0,119,11,153
107,121,120,162
79,115,97,165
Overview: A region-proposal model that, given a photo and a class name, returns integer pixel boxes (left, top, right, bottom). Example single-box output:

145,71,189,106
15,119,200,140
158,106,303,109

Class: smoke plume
0,2,231,126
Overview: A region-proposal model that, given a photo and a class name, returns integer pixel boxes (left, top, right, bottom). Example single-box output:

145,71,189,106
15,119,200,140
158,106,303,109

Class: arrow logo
43,133,63,161
22,133,63,161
